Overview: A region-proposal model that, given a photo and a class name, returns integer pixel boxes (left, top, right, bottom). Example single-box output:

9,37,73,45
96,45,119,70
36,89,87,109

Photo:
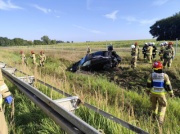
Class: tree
50,40,56,44
56,40,64,43
0,36,61,46
0,37,6,46
149,12,180,41
41,35,50,45
13,38,24,46
24,40,33,46
34,40,43,45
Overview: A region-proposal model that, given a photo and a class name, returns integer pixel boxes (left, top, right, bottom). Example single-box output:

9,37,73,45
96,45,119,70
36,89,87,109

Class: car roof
79,51,108,66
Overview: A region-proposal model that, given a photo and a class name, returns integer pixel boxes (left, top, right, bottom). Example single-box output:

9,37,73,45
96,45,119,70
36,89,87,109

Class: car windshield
79,51,105,66
91,51,104,57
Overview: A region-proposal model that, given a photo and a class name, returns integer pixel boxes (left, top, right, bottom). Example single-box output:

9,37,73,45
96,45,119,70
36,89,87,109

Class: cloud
152,0,169,6
0,0,22,10
139,18,158,25
104,10,119,21
121,16,158,25
32,4,51,14
74,25,105,34
123,16,137,22
55,15,60,18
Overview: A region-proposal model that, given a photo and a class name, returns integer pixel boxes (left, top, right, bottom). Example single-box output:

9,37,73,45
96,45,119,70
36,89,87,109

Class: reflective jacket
87,48,91,54
142,45,148,54
21,53,26,60
152,46,157,55
31,53,36,60
0,71,9,134
146,46,153,55
0,93,8,134
131,47,139,56
0,94,2,109
0,70,11,99
163,46,175,59
147,72,173,95
159,46,165,56
39,54,46,61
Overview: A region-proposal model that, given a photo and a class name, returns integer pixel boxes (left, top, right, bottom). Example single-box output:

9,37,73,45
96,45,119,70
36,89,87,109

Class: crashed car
70,51,121,72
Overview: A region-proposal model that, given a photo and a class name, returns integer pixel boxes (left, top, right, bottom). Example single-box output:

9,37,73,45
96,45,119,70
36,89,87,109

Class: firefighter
39,51,46,67
163,42,175,68
159,43,165,61
107,45,114,67
0,69,13,134
146,42,153,63
163,42,168,47
152,42,157,60
142,43,148,62
87,46,91,54
31,51,37,66
134,42,140,60
107,45,113,56
130,44,138,68
107,45,120,67
20,50,27,65
146,61,174,125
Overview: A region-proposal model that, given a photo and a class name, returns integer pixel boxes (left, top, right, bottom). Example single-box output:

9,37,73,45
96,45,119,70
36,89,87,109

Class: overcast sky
0,0,180,42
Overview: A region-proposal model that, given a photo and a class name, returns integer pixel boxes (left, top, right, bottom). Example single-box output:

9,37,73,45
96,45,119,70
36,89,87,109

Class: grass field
0,40,180,134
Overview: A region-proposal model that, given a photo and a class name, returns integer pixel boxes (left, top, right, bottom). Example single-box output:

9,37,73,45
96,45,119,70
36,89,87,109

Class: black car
70,51,121,72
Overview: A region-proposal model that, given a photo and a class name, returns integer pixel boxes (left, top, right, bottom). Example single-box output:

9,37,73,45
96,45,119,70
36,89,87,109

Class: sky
0,0,180,42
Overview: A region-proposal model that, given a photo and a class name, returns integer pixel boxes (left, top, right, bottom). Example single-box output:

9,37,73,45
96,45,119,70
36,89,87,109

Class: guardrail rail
0,62,149,134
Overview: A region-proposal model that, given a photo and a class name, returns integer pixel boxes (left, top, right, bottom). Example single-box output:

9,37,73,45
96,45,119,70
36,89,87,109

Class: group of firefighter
20,50,46,67
87,43,175,126
1,50,47,133
130,41,175,125
0,42,176,133
131,41,175,69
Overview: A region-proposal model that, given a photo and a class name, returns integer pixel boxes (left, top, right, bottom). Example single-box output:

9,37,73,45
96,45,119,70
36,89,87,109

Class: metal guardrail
0,62,149,134
0,62,101,134
36,79,149,134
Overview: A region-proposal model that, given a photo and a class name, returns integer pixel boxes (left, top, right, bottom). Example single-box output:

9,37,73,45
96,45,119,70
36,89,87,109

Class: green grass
4,81,64,134
1,40,180,134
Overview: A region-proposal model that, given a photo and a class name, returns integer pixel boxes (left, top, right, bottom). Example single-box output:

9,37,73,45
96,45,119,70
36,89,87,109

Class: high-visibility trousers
147,54,152,63
131,56,137,68
163,58,172,68
150,94,167,123
0,94,8,134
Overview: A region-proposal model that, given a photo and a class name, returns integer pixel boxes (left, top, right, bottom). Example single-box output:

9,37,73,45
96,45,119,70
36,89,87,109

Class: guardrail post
53,96,81,112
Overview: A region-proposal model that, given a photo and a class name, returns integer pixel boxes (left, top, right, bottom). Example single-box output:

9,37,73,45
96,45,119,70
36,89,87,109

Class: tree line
0,35,72,46
149,12,180,41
